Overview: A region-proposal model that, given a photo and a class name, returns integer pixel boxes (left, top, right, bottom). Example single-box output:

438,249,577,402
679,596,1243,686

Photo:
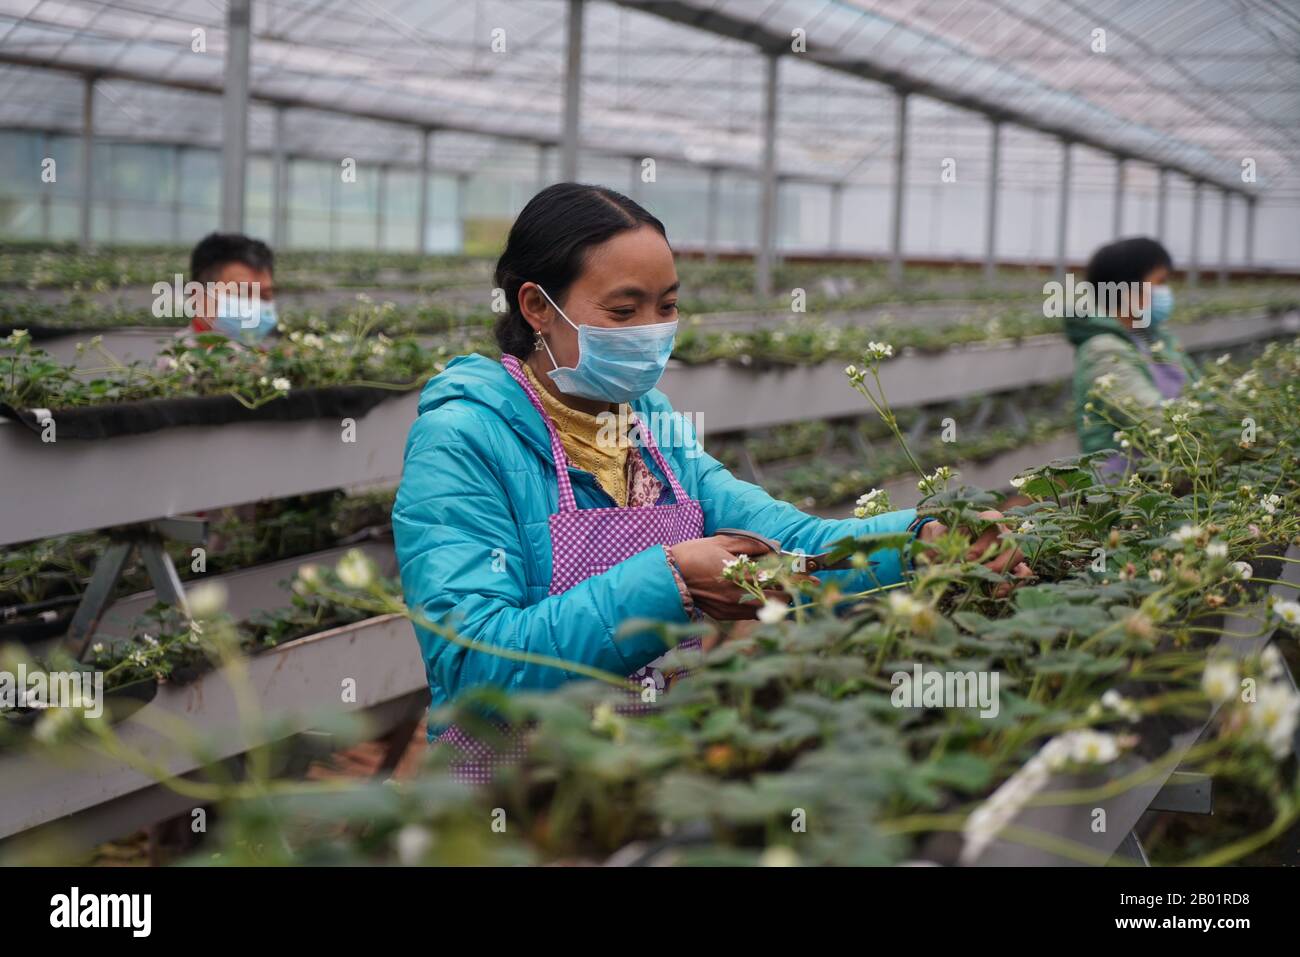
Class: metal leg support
65,517,208,659
1111,828,1151,866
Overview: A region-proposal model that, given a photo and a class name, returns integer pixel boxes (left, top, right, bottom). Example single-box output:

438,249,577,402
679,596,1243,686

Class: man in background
185,232,278,343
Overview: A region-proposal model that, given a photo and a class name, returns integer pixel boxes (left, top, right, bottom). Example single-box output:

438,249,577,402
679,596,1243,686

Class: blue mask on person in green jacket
1149,285,1173,328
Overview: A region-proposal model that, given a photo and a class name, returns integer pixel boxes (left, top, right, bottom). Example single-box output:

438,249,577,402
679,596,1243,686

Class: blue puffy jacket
393,354,918,715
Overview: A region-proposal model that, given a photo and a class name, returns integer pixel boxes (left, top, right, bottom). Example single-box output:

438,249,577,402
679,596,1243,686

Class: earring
534,332,545,351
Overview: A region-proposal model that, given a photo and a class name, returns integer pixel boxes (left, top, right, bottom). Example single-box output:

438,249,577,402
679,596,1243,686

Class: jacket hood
418,354,554,459
1063,312,1128,348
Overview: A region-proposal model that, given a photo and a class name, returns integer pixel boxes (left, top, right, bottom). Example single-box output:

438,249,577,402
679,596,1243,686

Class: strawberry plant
160,337,1300,866
0,304,452,411
8,308,1300,865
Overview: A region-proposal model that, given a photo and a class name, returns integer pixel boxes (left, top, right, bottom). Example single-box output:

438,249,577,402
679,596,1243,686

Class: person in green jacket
1066,237,1198,472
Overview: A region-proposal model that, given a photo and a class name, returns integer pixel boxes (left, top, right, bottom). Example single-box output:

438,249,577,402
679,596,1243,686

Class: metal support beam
105,142,117,244
328,164,339,250
1112,157,1125,236
65,542,132,659
40,131,52,240
888,90,909,286
1189,179,1202,288
417,128,432,255
219,0,252,232
829,182,843,253
560,0,585,181
1245,195,1257,269
1218,189,1231,287
79,75,94,248
705,166,720,263
376,164,388,251
456,172,470,254
756,52,780,300
1155,167,1168,245
1111,829,1151,866
1055,140,1072,278
1147,771,1213,815
271,106,287,248
170,145,183,244
983,120,1001,283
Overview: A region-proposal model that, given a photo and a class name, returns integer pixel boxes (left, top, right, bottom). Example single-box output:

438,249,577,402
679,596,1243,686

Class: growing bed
0,613,426,848
4,310,1295,547
3,287,1299,865
967,545,1300,866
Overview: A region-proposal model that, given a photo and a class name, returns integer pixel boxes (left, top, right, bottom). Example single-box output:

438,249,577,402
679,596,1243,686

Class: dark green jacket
1066,314,1199,455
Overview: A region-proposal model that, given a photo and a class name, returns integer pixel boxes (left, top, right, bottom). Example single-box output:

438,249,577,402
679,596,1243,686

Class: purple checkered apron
434,354,704,784
1099,343,1190,478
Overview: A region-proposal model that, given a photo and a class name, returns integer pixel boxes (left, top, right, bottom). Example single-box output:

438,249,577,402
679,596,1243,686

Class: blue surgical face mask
212,298,277,343
535,285,677,403
1149,285,1173,328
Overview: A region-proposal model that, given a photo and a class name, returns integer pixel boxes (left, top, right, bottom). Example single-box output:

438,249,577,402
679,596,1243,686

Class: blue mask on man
212,298,278,343
534,285,677,403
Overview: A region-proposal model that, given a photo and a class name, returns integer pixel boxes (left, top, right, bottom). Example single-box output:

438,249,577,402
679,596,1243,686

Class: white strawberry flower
395,825,435,865
853,488,891,518
1273,599,1300,626
888,591,923,618
1069,730,1121,764
1202,660,1239,704
757,598,789,624
188,581,228,619
760,846,801,867
1246,684,1300,759
336,549,377,589
1101,689,1139,723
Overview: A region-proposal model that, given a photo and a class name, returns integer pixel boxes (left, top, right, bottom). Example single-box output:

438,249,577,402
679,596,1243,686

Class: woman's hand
918,509,1033,596
669,534,800,620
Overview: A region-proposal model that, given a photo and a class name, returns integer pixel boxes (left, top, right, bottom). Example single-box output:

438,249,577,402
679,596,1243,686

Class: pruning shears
713,528,871,574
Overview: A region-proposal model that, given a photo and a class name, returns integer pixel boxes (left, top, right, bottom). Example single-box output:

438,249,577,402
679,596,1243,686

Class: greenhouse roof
0,0,1295,194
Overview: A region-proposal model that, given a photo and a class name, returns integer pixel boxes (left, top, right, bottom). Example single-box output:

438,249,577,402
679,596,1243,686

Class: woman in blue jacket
393,184,1025,765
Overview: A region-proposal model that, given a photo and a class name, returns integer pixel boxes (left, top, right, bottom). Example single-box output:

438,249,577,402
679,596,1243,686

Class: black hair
190,232,275,283
1084,236,1173,288
493,183,669,358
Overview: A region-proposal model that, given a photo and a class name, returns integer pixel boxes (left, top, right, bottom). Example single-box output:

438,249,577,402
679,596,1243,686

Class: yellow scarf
522,361,632,506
